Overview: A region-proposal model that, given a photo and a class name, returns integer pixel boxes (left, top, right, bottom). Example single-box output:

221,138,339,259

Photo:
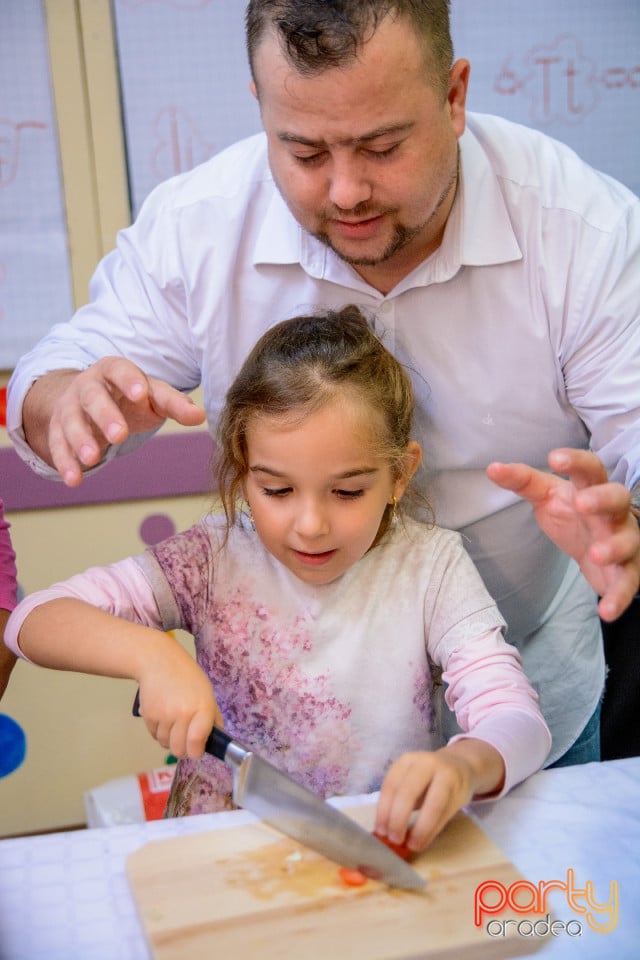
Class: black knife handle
204,726,232,761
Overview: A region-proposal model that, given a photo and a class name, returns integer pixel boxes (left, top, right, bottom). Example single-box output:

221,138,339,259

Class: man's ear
447,58,470,138
249,79,258,100
393,441,422,501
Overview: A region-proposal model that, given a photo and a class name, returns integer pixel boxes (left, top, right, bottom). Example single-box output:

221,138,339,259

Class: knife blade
205,726,425,891
132,691,424,890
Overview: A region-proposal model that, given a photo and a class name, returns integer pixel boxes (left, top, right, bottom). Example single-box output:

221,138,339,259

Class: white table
1,758,639,960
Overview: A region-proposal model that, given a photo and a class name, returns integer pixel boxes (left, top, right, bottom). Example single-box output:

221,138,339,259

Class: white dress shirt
8,113,640,762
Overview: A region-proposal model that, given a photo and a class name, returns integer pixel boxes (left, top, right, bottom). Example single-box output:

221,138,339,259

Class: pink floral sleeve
0,499,18,613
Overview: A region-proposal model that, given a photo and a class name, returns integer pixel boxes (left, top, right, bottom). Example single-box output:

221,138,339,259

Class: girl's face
242,398,419,585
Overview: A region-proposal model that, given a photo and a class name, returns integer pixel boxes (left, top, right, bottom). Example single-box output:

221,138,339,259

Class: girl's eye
262,487,292,497
335,489,364,500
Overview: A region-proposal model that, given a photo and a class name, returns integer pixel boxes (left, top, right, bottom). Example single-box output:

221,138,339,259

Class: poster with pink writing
1,0,637,365
113,0,261,216
113,0,638,212
451,0,639,196
0,0,73,368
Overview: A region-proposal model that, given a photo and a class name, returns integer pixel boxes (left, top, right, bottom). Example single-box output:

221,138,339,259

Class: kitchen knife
131,690,424,890
205,725,426,891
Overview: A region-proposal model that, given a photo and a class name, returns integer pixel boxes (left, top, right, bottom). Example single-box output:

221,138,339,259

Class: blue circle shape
0,713,27,778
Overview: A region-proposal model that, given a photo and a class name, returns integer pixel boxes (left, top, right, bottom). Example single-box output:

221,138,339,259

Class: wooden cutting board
127,805,548,960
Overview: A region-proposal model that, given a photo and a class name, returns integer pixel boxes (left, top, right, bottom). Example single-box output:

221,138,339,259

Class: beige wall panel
78,0,130,252
1,493,212,836
43,0,101,307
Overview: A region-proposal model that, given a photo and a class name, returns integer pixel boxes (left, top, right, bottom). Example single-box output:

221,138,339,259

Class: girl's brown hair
216,304,427,543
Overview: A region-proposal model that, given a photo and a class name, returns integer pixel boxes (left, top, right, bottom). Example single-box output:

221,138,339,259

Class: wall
0,411,217,836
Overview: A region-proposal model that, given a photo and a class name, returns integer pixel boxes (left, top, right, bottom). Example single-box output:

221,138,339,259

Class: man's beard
313,219,424,267
313,163,459,268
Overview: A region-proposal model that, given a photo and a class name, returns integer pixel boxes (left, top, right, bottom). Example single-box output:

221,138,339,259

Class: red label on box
137,767,175,821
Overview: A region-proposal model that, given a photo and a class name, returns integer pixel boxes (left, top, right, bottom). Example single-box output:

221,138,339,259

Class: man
7,1,640,761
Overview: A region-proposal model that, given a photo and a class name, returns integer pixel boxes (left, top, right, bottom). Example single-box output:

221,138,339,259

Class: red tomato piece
338,867,368,887
372,831,413,861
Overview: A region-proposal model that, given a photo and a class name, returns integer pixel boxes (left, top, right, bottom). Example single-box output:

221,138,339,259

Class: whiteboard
113,0,261,216
1,0,638,366
112,0,639,212
0,0,73,369
451,0,639,195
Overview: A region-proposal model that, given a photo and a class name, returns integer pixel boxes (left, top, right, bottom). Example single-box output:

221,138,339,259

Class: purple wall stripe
1,432,215,511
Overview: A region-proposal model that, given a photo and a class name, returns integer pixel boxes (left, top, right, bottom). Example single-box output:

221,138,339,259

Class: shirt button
380,301,392,314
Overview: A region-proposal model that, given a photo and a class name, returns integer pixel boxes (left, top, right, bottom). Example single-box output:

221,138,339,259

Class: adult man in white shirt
7,1,640,762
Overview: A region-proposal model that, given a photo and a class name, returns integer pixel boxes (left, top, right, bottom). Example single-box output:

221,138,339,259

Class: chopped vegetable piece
372,831,413,861
338,867,368,887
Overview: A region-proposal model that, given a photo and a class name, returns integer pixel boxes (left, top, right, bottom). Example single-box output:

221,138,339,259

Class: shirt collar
252,182,302,266
455,121,523,267
252,179,374,292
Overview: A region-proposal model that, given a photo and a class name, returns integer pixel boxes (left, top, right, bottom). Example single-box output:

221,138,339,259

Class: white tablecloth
1,758,638,960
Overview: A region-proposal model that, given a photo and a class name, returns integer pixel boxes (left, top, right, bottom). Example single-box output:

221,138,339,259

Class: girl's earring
245,501,255,530
391,496,399,525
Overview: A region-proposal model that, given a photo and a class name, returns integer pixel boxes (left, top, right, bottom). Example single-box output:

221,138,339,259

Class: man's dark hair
246,1,453,95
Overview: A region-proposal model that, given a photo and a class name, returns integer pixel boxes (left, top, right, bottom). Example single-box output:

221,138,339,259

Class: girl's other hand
374,739,505,852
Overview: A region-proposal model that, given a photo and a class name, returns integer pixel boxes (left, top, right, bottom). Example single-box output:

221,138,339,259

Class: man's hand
22,358,206,487
487,448,640,622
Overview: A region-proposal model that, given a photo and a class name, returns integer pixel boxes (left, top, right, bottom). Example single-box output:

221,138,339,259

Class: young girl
5,307,550,851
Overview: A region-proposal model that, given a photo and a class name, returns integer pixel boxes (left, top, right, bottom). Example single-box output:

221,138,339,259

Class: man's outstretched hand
487,448,640,622
22,357,206,487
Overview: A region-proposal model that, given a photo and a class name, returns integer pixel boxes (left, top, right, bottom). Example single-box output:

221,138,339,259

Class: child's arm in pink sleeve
443,630,552,797
5,555,219,759
4,557,164,660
